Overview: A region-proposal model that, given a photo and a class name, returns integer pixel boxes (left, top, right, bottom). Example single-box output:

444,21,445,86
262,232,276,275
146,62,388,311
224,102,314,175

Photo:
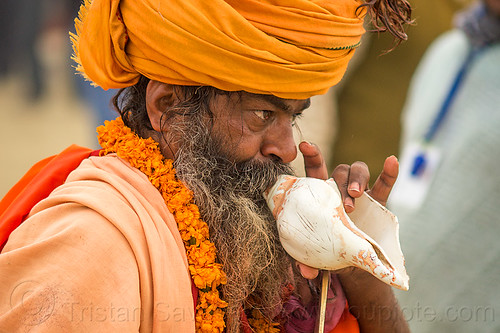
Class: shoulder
3,153,177,272
416,29,469,77
8,153,182,255
3,188,140,283
428,30,469,54
0,154,194,331
0,197,142,331
34,153,172,227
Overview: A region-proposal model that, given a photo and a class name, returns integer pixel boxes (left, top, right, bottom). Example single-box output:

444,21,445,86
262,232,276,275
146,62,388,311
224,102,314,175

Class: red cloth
329,303,360,333
0,145,98,251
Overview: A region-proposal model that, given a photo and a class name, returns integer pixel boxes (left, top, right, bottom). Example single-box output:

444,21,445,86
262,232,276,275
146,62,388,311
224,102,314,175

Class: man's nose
260,122,297,164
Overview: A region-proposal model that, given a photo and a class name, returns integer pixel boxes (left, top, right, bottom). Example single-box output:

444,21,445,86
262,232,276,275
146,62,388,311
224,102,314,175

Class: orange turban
72,0,366,99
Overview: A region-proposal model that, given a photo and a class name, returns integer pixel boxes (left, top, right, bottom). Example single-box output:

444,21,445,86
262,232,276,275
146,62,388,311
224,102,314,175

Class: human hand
331,155,399,213
298,141,329,180
299,144,408,331
296,142,399,280
299,142,400,207
332,156,399,281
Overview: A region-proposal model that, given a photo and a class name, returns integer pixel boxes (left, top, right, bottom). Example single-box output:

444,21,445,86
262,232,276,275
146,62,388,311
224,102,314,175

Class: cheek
220,121,263,162
232,136,262,162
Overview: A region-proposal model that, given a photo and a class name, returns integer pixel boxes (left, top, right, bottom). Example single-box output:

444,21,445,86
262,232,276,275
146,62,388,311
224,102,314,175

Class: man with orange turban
0,0,412,332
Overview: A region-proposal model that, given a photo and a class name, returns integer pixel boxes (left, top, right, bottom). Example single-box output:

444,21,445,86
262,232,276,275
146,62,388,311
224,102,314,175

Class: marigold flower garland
248,309,281,333
97,118,228,332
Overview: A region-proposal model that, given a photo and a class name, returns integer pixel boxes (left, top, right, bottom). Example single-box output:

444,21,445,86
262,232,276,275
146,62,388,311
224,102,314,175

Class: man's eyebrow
261,95,311,113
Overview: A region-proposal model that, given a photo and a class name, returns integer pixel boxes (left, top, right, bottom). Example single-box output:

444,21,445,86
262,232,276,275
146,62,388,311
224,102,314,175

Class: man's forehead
241,92,311,112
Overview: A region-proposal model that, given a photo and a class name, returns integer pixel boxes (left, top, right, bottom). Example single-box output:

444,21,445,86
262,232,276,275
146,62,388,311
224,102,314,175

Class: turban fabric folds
72,0,366,99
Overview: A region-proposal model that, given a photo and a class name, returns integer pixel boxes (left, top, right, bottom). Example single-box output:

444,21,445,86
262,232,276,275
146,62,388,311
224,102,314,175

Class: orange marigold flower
248,309,281,333
98,117,229,332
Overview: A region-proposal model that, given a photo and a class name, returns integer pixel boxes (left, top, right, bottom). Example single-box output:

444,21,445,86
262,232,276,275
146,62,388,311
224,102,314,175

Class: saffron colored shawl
0,147,358,332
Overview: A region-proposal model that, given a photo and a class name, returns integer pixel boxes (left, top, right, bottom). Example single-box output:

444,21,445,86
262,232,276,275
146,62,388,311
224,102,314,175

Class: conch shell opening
263,175,409,291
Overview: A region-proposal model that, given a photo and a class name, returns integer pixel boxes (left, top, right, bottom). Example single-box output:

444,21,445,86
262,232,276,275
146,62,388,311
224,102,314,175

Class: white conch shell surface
263,175,409,291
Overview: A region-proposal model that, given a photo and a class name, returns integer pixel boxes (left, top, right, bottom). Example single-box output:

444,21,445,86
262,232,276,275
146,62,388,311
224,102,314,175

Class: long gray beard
171,117,294,332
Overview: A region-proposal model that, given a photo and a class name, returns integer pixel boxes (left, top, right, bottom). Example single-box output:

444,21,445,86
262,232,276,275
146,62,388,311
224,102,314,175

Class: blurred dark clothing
455,1,500,47
0,0,43,99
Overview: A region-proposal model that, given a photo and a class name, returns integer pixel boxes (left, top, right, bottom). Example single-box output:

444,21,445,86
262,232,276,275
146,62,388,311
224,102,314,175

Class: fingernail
344,198,354,211
349,182,360,193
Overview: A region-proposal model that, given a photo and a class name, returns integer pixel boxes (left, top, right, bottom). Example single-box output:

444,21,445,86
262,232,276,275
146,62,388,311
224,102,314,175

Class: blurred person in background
389,0,500,332
330,0,470,176
0,0,44,100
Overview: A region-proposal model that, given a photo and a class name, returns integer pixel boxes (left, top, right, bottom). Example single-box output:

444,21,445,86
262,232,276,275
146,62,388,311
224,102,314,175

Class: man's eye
254,110,272,121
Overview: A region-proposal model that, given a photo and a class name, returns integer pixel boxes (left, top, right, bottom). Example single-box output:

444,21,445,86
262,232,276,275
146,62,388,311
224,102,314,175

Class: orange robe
0,154,195,332
0,150,359,332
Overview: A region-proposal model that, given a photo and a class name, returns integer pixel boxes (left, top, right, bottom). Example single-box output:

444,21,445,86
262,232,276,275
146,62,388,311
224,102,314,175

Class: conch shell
263,175,409,290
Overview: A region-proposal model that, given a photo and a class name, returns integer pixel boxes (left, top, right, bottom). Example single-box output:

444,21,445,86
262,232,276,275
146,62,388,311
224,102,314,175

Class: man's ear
146,80,177,132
